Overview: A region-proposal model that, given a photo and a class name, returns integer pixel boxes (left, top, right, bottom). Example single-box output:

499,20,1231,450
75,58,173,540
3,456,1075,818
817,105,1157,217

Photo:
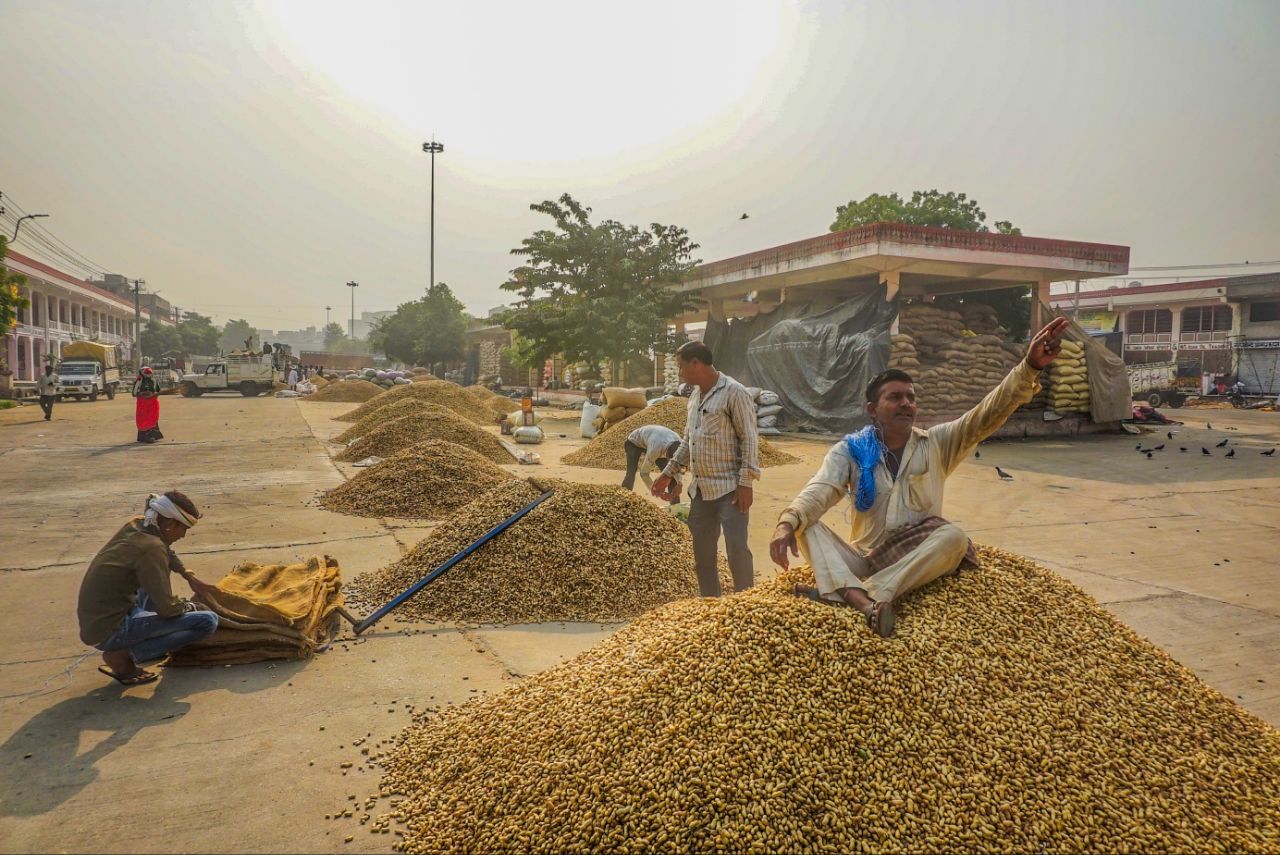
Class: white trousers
797,520,970,605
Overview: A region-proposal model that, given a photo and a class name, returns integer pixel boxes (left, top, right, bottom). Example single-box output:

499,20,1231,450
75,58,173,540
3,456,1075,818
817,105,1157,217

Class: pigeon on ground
974,450,980,458
1145,452,1153,459
1136,447,1150,453
996,467,1014,481
1216,438,1229,448
1263,448,1276,456
1226,449,1236,459
1135,443,1143,450
1167,431,1175,439
1180,447,1188,453
1154,444,1165,451
1202,448,1212,456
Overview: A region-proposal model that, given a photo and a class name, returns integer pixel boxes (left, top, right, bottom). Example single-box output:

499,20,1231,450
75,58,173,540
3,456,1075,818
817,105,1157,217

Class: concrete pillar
6,334,17,380
1029,278,1052,334
880,270,901,303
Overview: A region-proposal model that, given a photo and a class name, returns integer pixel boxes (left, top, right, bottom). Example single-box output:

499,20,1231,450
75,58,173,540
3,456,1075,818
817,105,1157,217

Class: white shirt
779,361,1039,551
662,372,760,501
627,425,681,473
36,373,59,395
287,369,298,385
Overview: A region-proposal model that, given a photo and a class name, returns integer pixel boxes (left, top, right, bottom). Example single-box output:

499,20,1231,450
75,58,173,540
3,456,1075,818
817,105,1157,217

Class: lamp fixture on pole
422,139,444,290
346,282,358,339
10,212,49,242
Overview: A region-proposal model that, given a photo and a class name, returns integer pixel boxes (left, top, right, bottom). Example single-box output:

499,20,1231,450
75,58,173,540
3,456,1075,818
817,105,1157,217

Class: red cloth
135,396,160,431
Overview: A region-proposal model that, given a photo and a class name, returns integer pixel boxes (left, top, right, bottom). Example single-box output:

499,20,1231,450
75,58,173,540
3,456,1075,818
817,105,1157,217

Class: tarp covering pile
166,556,345,666
704,289,897,434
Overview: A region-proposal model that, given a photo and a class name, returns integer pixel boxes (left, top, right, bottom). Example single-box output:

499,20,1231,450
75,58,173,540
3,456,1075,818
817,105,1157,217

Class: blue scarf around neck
844,424,883,512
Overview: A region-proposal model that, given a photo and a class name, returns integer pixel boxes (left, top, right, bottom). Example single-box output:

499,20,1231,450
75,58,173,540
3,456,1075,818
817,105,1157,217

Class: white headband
143,493,200,529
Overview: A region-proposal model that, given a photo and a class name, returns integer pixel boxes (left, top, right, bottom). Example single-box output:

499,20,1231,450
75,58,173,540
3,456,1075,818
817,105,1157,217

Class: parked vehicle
1127,361,1186,408
56,341,122,402
179,354,276,397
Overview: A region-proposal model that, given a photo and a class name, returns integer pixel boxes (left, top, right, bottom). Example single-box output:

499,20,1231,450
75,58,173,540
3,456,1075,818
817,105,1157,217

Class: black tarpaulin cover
704,289,897,434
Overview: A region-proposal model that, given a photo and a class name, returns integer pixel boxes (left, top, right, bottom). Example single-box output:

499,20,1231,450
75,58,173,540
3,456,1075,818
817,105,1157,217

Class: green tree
221,318,255,352
323,322,348,350
139,319,183,361
0,236,31,333
370,282,468,372
499,194,698,374
831,189,1028,338
177,311,219,357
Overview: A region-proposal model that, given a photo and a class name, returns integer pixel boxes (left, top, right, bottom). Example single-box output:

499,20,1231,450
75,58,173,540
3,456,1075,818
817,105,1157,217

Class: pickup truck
1127,361,1187,408
180,355,276,397
56,341,122,402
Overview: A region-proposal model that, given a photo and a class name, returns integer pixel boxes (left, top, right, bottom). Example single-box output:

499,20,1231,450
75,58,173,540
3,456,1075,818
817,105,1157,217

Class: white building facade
3,250,157,384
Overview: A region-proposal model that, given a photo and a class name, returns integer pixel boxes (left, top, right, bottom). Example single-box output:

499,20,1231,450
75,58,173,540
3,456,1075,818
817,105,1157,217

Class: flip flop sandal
98,666,159,686
865,601,897,638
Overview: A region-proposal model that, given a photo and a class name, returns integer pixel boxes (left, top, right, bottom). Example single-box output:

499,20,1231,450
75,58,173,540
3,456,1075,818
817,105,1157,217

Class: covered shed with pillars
668,223,1130,436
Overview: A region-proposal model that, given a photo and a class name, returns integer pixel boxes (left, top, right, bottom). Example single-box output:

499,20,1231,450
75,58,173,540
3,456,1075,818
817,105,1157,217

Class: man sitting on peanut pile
78,491,220,685
769,317,1068,637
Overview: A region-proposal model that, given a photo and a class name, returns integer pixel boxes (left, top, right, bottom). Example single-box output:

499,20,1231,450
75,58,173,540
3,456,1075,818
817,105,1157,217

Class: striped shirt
662,372,760,501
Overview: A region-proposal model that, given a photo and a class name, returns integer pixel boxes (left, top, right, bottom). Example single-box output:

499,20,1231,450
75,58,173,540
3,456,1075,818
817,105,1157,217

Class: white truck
180,354,276,397
1127,360,1187,408
56,341,122,402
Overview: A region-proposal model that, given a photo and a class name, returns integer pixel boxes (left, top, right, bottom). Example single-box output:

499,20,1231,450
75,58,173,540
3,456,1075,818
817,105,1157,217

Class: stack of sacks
959,303,1007,338
890,333,920,372
592,386,647,434
913,335,1022,422
898,304,967,363
662,354,680,392
1048,339,1090,413
752,388,785,436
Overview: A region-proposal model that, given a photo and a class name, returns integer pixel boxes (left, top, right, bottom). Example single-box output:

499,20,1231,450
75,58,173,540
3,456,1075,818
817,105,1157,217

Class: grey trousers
687,490,753,597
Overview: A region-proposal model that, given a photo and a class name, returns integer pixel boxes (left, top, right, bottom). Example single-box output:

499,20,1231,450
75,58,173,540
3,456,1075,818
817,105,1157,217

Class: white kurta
779,361,1041,602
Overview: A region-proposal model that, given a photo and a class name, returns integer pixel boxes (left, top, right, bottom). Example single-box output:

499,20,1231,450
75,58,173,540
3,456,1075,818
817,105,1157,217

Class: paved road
1,393,1276,852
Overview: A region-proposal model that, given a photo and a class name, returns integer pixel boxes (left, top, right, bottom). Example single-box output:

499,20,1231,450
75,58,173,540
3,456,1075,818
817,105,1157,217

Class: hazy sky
2,0,1277,332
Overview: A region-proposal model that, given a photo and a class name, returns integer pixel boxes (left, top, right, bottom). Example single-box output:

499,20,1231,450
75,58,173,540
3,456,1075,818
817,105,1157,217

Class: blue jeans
96,589,219,665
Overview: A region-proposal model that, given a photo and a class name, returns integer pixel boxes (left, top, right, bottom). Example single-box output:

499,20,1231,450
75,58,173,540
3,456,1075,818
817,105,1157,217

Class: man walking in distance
653,341,759,596
769,317,1068,637
36,363,58,420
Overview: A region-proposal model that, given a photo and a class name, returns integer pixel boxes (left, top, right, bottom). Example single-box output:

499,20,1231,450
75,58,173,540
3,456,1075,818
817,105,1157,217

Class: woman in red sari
133,367,164,443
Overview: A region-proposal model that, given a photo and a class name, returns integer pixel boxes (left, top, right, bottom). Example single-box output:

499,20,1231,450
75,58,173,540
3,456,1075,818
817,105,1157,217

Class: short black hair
866,369,914,403
675,341,714,366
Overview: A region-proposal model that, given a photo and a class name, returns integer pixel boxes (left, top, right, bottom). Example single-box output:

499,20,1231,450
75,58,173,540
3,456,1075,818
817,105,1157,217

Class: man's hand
769,522,799,569
733,485,753,514
183,573,217,601
651,475,681,503
1026,317,1070,371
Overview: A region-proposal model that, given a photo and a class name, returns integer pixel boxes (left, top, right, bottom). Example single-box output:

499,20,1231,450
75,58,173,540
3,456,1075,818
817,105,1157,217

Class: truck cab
180,354,275,397
55,341,122,402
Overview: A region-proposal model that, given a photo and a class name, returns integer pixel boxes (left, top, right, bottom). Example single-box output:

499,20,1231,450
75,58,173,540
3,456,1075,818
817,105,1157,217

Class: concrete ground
1,392,1277,853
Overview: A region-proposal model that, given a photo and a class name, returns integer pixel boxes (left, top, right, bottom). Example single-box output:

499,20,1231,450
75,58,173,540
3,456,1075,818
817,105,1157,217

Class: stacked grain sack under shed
563,396,799,469
346,478,728,624
321,439,515,519
749,387,786,435
354,551,1280,854
898,304,1024,423
1047,337,1090,413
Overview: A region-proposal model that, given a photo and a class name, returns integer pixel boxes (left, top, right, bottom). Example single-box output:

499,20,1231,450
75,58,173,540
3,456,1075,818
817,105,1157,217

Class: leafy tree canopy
369,282,468,371
499,194,699,371
0,236,31,334
323,322,348,350
831,190,1029,339
177,311,219,357
221,318,256,353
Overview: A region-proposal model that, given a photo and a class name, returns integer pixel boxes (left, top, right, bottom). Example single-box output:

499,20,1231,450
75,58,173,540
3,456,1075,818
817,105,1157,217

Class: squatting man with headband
77,491,220,686
769,317,1069,637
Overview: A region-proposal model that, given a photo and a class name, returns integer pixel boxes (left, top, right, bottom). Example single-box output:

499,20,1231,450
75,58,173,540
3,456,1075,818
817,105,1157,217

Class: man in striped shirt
653,341,760,596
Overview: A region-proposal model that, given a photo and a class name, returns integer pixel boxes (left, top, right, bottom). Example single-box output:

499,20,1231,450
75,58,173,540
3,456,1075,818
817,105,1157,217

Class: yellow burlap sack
602,405,630,423
602,387,647,409
166,555,345,667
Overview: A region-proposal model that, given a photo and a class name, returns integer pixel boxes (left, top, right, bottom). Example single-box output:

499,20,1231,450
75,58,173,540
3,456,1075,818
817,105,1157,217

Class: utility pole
1072,279,1081,321
132,279,145,368
326,305,332,328
422,139,444,289
347,281,359,339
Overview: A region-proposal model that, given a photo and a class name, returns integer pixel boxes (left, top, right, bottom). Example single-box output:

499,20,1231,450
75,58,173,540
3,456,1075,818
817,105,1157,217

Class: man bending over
769,317,1068,637
78,491,220,685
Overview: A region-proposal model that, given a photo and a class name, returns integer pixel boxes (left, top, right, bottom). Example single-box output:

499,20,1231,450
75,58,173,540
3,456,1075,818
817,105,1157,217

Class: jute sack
602,387,647,409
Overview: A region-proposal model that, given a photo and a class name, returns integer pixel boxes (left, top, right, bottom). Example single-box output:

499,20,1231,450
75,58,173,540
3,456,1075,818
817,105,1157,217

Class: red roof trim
692,222,1130,280
3,249,136,311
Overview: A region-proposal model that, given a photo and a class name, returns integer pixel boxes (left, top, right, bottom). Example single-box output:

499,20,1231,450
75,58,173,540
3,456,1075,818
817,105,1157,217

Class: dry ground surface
1,393,1277,853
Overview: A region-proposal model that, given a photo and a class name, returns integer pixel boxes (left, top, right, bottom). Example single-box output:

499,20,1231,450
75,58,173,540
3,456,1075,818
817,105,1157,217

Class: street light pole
132,279,145,368
347,282,358,339
326,305,332,328
422,139,444,289
10,212,49,242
